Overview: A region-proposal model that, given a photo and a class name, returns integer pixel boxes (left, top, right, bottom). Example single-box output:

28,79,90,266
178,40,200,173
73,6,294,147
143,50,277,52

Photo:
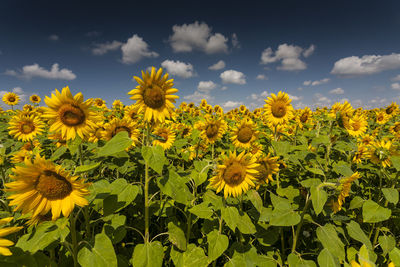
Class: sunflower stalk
291,193,311,253
69,213,79,267
78,143,91,240
144,122,151,243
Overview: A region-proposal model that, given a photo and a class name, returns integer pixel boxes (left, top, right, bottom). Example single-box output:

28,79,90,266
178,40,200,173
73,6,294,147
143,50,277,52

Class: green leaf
362,200,391,223
300,178,322,188
170,244,209,267
67,136,82,155
349,196,365,209
141,145,166,174
389,247,400,266
346,221,372,250
78,233,117,267
131,241,163,267
189,202,213,219
237,212,256,234
316,224,345,262
379,235,396,256
96,131,132,157
103,179,140,216
207,230,229,261
311,185,327,215
390,156,400,171
382,188,399,204
157,169,194,205
191,160,211,186
50,146,67,161
269,194,300,226
271,140,290,156
332,162,353,177
221,206,240,231
307,167,324,176
246,189,263,213
75,162,101,174
287,253,317,267
317,248,340,267
276,186,299,202
168,222,187,251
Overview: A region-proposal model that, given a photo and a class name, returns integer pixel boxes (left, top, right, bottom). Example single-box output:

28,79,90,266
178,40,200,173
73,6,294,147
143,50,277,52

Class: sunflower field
0,67,400,267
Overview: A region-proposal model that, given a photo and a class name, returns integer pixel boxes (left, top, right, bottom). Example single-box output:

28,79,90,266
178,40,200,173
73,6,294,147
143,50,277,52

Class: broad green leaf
349,196,365,209
103,179,140,216
96,131,132,157
226,246,277,267
191,160,211,186
358,244,376,266
50,146,67,161
131,241,163,267
390,156,400,172
170,244,209,267
270,194,300,226
316,224,345,262
276,186,299,202
346,221,372,250
389,247,400,266
237,212,256,234
77,232,117,267
207,230,229,261
141,145,166,174
307,167,324,176
157,169,194,205
287,253,317,267
300,178,321,188
379,235,396,256
332,163,353,177
246,189,263,213
67,136,82,155
317,248,340,267
168,222,187,251
271,140,290,156
311,185,327,215
362,200,391,223
382,188,399,204
221,206,240,231
203,190,223,210
311,135,330,146
189,202,213,219
75,162,101,174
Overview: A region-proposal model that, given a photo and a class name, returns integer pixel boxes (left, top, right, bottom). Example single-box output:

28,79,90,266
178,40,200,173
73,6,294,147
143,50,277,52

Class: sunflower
263,91,294,126
390,122,400,138
346,114,368,137
353,144,369,164
128,67,179,123
359,134,375,147
11,150,32,164
385,102,398,117
198,115,227,144
43,86,98,140
369,139,392,168
8,113,45,142
174,123,192,138
2,92,20,106
0,217,23,256
375,111,389,125
123,105,139,121
29,94,41,104
254,153,280,187
112,100,123,110
152,125,176,150
208,151,259,198
333,172,361,213
88,122,105,143
93,98,107,109
102,118,140,146
5,155,89,221
48,132,67,148
248,143,264,160
230,119,259,149
297,107,313,128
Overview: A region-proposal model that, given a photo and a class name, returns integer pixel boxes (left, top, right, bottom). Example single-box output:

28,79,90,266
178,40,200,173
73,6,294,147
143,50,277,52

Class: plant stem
144,123,150,243
291,193,311,253
70,214,79,267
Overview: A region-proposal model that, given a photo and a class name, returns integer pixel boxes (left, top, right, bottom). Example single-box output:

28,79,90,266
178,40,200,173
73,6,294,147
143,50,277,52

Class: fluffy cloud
260,44,314,71
48,34,59,41
220,70,246,84
160,60,195,78
329,87,345,94
168,21,228,54
256,74,268,80
5,63,76,80
303,78,330,86
197,81,217,92
288,94,303,101
208,60,225,70
313,93,332,107
221,86,228,91
222,100,243,109
331,53,400,76
248,90,269,109
121,34,158,64
392,74,400,81
183,91,214,104
92,40,122,55
391,83,400,90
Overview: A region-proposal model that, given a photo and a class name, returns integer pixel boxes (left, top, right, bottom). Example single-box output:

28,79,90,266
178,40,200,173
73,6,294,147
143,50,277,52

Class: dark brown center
35,170,72,200
271,101,287,118
143,86,165,109
223,162,245,186
237,126,253,143
59,104,86,126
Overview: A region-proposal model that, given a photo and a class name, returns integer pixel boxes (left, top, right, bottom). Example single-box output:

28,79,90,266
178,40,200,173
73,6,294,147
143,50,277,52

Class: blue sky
1,0,400,110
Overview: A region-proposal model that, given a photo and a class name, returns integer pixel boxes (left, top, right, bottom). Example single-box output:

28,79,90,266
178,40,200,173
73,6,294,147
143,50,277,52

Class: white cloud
391,83,400,90
220,70,246,84
183,91,214,104
288,94,303,101
197,81,217,92
256,74,268,80
331,53,400,76
329,87,345,94
222,100,242,109
232,33,240,48
48,34,59,41
260,43,314,71
92,40,122,55
121,34,158,64
5,63,76,80
313,93,331,107
168,21,228,54
208,60,226,70
221,86,228,91
161,60,195,78
247,90,269,109
303,45,315,57
312,78,330,86
303,81,311,86
392,74,400,81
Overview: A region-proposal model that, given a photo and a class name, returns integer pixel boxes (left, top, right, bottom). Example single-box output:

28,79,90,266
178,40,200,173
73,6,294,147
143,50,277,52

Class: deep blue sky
1,0,400,110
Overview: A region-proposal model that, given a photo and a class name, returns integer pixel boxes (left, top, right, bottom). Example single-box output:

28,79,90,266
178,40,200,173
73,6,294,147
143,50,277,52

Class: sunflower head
230,119,258,149
8,113,45,142
30,94,41,104
128,67,179,123
152,125,176,150
2,92,20,106
200,116,227,144
264,91,294,126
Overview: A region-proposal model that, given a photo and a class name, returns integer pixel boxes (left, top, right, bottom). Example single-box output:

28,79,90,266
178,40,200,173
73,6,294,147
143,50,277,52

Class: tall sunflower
369,139,392,168
102,118,140,146
346,114,368,137
375,111,389,125
390,122,400,138
43,86,98,140
208,151,259,198
0,217,23,256
152,125,176,150
128,67,179,123
230,119,259,149
29,94,41,104
198,115,227,144
332,172,361,213
264,91,294,126
255,153,280,186
2,92,20,106
8,113,45,141
5,155,89,221
93,98,107,109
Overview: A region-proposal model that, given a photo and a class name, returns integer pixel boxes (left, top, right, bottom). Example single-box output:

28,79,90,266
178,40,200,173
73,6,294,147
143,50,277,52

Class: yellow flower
0,217,23,256
346,114,368,137
333,172,361,213
198,115,227,144
255,153,280,186
263,91,294,126
209,151,259,198
128,67,179,123
230,118,259,149
10,150,32,164
93,98,107,109
152,125,176,150
8,113,45,142
29,94,41,104
375,110,389,125
390,122,400,138
103,118,140,147
369,140,392,168
2,92,20,106
5,155,89,222
353,144,369,164
112,100,123,110
124,105,139,121
43,86,98,140
297,107,313,128
87,122,105,143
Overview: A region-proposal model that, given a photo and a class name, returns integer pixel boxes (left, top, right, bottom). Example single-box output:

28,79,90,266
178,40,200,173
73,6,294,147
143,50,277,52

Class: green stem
70,214,79,267
280,228,285,263
212,216,224,267
144,123,150,243
292,193,311,253
186,212,192,245
211,143,214,161
0,166,6,187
